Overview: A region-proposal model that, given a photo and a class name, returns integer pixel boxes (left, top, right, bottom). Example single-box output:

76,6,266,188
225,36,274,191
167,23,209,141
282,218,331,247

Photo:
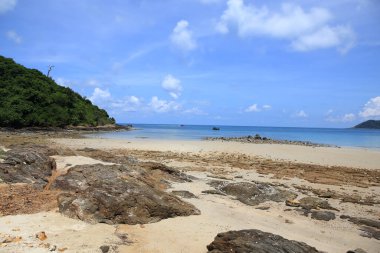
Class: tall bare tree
47,65,54,77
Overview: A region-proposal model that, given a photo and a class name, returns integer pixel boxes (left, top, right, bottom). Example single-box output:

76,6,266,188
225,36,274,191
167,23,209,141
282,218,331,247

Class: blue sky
1,0,380,127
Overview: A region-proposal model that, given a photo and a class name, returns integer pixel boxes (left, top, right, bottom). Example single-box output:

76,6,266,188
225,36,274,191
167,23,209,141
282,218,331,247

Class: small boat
212,127,220,131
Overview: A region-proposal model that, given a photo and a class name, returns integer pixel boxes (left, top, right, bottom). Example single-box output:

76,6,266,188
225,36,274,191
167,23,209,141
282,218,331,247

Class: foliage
354,120,380,129
0,55,115,128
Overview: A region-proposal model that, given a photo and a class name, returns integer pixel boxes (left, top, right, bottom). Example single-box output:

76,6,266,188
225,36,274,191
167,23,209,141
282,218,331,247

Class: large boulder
53,164,200,224
0,145,56,187
208,181,297,206
207,229,322,253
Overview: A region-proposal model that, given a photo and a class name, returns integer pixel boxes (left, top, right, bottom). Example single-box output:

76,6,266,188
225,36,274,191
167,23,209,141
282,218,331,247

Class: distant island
0,55,115,128
354,120,380,129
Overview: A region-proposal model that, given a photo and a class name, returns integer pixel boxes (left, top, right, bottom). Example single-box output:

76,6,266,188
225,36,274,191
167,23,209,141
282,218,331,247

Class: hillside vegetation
354,120,380,129
0,55,115,128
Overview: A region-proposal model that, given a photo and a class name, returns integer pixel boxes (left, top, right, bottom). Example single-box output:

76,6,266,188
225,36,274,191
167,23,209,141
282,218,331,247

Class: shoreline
52,137,380,170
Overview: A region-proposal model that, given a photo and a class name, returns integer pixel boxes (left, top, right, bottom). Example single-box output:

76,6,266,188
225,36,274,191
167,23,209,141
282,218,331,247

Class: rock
100,245,110,253
2,236,22,243
0,145,56,187
53,164,200,224
208,181,297,206
340,215,380,229
171,190,197,199
340,215,380,240
347,249,367,253
299,197,338,211
49,245,57,251
286,199,300,207
311,211,336,221
255,206,270,210
201,190,227,196
206,229,322,253
359,226,380,240
36,231,47,241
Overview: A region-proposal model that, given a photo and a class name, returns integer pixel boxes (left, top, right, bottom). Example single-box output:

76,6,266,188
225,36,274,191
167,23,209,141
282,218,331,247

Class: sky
1,0,380,127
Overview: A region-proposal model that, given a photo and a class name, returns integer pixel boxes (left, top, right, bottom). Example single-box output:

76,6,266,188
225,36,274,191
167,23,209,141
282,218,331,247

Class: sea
89,124,380,149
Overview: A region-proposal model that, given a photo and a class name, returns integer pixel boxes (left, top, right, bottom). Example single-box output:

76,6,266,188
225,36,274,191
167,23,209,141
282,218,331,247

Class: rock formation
207,229,322,253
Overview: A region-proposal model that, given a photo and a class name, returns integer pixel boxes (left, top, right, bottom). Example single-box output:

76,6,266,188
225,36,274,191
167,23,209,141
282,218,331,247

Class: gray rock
207,229,322,253
208,181,297,206
347,249,367,253
311,211,336,221
53,164,200,225
172,190,197,199
340,215,380,229
299,197,338,211
0,145,56,187
100,245,110,253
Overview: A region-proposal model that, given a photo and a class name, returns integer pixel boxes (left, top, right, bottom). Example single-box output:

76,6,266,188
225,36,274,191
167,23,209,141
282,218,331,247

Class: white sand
118,173,380,253
0,212,121,253
52,138,380,170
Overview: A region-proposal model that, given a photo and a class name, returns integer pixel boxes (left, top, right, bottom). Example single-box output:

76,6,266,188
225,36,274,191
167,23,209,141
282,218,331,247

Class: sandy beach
1,135,380,253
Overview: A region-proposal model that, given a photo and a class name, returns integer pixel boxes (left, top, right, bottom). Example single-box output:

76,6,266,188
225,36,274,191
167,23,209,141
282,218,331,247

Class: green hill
354,120,380,129
0,55,115,128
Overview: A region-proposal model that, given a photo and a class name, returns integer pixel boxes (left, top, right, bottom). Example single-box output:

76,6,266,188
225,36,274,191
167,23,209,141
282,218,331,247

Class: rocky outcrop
208,181,297,206
0,145,56,187
204,135,334,147
207,229,322,253
53,164,200,224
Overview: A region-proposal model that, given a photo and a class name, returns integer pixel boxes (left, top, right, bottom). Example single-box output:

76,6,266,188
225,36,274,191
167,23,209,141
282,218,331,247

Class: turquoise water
91,124,380,149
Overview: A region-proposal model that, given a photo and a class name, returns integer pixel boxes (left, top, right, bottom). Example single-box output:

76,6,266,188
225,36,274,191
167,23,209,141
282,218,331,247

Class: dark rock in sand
0,145,56,187
299,196,338,211
206,229,322,253
201,189,227,196
100,245,110,253
347,248,368,253
359,226,380,240
340,215,380,229
208,181,297,206
53,164,200,225
311,210,336,221
172,190,197,199
340,215,380,240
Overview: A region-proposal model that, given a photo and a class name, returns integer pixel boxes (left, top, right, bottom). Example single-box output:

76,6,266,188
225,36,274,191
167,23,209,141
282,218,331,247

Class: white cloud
89,87,111,103
326,112,356,122
245,103,271,112
170,20,197,51
55,77,71,87
0,0,17,14
359,96,380,118
6,30,21,44
295,110,308,118
291,25,356,53
245,104,260,112
149,96,181,113
342,113,356,122
162,74,183,99
216,0,355,53
110,96,142,112
183,107,208,115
